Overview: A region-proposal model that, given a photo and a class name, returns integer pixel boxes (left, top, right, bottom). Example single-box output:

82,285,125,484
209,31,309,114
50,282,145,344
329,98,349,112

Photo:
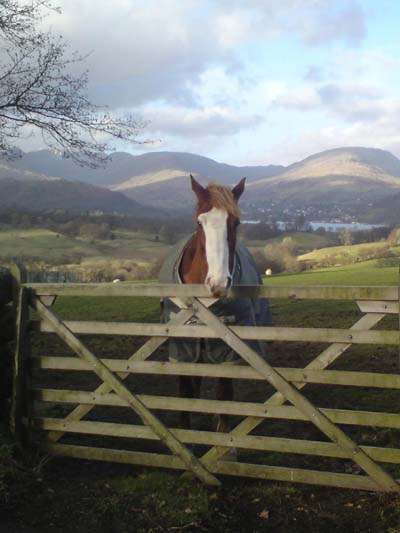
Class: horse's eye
197,220,202,226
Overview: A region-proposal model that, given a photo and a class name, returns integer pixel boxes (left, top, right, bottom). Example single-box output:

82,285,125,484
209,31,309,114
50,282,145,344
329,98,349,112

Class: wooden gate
11,281,400,492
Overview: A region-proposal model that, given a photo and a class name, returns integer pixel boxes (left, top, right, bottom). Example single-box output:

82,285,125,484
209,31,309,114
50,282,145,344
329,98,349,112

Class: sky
30,0,400,166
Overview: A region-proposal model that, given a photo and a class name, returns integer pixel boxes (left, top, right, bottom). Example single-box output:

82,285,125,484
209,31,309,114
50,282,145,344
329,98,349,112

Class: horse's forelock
196,183,240,219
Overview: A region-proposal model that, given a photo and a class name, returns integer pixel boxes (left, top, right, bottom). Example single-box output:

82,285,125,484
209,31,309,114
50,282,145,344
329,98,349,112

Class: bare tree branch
0,0,147,167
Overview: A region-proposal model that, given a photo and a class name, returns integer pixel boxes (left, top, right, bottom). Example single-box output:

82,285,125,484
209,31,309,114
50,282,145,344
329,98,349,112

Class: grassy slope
0,227,169,265
0,228,337,266
265,260,399,286
245,231,336,253
0,228,100,261
299,240,400,262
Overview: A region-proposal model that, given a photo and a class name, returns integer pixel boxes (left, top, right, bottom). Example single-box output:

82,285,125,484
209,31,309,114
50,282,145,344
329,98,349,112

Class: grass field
265,260,400,286
0,227,338,269
0,228,100,262
244,231,336,253
299,241,400,262
0,227,170,275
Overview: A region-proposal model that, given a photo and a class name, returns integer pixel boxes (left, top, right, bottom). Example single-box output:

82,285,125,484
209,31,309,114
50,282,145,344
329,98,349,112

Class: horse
159,175,271,437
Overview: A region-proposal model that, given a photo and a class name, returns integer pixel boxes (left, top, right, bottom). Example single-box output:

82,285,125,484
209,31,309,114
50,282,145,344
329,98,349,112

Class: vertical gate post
10,264,31,450
398,266,400,369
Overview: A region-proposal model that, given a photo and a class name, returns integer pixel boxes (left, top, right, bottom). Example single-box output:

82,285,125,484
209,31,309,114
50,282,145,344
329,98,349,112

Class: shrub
264,239,302,273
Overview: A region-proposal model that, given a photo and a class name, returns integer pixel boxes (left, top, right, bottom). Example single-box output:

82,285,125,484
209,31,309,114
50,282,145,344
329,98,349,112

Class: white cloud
272,80,395,124
141,104,262,137
273,86,320,110
300,1,365,46
43,0,367,111
213,0,366,47
45,1,219,107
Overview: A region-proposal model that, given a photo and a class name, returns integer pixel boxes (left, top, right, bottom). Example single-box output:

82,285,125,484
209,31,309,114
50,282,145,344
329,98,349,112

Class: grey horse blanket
159,236,272,364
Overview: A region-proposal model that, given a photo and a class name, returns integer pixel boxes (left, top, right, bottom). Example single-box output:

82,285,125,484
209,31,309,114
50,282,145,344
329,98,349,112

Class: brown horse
177,175,245,433
160,175,270,440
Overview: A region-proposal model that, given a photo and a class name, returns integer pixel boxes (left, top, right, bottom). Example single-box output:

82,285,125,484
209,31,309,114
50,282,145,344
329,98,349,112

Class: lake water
308,222,385,232
244,220,386,232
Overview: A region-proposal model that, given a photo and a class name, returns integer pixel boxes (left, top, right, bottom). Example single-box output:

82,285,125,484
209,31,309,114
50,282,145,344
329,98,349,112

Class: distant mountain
0,155,56,182
14,150,284,188
246,147,400,206
10,149,283,210
4,146,400,215
0,177,148,214
14,150,136,186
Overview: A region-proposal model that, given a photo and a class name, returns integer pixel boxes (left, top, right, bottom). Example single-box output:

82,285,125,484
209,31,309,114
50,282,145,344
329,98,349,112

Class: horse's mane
196,183,240,218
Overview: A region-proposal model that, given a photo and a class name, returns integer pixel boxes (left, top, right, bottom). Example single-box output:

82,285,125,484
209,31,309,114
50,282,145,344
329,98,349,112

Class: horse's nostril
209,283,230,298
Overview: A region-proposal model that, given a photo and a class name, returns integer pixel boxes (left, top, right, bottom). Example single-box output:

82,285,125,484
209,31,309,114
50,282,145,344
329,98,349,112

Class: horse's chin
208,285,229,299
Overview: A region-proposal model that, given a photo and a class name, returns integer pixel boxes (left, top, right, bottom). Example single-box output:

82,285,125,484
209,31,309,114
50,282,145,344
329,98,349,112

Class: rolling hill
4,146,400,214
14,149,283,187
7,149,284,210
246,147,400,206
0,177,148,214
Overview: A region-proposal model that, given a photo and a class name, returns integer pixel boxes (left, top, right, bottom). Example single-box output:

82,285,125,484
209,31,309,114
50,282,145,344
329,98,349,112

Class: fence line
9,278,400,492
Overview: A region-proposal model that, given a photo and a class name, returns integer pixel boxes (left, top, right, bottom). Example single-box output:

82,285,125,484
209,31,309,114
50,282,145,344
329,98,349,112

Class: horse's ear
232,177,246,201
190,174,207,201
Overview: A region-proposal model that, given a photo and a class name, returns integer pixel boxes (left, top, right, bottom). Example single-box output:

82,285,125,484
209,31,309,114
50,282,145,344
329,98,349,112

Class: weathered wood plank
44,442,184,470
25,283,399,301
214,461,384,492
199,313,386,465
42,442,387,492
32,320,399,345
32,296,220,486
33,357,400,390
10,264,27,312
10,288,30,447
357,300,398,314
34,417,400,464
191,299,400,492
33,389,400,429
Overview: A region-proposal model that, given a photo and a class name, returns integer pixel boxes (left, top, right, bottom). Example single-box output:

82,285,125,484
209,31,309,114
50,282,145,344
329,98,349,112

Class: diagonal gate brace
189,297,400,493
200,312,385,466
32,295,220,486
47,306,196,443
47,297,217,443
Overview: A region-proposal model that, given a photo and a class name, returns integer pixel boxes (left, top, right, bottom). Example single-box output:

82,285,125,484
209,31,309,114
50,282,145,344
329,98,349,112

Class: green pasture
244,231,336,253
45,262,399,342
299,240,400,262
48,256,400,324
265,259,399,286
0,228,99,261
0,227,340,267
0,227,169,265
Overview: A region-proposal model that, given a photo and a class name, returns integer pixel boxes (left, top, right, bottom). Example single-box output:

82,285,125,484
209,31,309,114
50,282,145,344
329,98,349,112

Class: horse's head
190,174,245,298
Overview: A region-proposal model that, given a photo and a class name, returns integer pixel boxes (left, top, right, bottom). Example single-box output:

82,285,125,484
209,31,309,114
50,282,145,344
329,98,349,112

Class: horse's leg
179,376,194,429
192,376,202,398
216,377,233,433
216,377,237,460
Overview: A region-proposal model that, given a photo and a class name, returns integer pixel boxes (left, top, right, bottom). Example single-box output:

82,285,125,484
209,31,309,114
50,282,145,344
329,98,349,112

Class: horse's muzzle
206,275,232,298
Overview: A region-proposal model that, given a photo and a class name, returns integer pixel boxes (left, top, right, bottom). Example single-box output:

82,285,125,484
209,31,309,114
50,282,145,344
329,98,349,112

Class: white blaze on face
198,207,230,295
